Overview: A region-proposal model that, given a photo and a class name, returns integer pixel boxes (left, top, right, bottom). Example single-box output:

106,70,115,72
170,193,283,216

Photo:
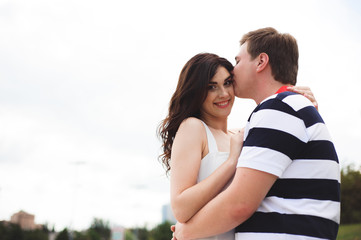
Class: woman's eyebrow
209,76,232,85
223,76,232,82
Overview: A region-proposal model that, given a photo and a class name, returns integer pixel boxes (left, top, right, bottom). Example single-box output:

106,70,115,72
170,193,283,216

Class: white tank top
196,121,235,240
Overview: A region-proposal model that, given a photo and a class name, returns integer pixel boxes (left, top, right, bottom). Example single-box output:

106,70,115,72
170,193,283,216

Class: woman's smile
214,100,231,108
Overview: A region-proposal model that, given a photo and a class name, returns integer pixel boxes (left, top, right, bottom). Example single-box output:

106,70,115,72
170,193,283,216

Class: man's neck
254,81,291,105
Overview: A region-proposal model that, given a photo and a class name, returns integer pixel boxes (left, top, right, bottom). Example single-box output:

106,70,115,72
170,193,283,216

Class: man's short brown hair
240,27,299,85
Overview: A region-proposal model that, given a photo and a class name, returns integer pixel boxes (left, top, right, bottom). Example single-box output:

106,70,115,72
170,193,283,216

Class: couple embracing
158,27,340,240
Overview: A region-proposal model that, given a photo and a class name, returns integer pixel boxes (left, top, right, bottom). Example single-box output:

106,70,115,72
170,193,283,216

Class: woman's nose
219,87,230,97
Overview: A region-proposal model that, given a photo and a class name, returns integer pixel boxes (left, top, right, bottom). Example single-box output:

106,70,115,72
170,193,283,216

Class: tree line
340,165,361,223
0,222,49,240
0,219,173,240
54,220,173,240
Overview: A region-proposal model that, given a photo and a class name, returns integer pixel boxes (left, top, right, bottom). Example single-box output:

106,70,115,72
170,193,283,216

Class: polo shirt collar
275,85,291,94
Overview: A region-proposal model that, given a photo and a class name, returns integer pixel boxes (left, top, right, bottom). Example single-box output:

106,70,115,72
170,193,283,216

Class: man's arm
174,167,278,240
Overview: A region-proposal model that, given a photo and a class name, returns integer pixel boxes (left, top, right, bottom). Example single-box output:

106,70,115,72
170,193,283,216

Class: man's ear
256,53,269,72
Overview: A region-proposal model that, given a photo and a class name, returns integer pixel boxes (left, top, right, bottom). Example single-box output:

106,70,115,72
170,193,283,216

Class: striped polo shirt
236,91,340,240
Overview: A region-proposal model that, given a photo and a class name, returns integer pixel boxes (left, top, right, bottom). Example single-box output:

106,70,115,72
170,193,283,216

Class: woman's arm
170,118,243,223
287,86,319,110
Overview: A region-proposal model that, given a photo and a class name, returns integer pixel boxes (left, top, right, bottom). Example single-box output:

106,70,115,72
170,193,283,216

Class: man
173,27,340,240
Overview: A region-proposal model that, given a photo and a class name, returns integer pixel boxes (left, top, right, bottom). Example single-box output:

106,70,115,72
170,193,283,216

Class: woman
158,53,317,240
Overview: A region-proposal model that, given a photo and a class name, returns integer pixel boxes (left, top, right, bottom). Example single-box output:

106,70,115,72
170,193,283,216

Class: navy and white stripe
236,91,340,240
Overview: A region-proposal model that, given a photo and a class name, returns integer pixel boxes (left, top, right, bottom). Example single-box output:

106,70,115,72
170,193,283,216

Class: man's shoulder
278,92,314,109
256,92,324,128
259,92,314,113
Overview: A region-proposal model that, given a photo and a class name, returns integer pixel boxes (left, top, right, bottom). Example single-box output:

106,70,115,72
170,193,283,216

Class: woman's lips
214,100,230,108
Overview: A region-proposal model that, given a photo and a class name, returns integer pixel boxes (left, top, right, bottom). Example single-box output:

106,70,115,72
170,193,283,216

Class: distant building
10,210,42,230
111,225,125,240
162,204,176,223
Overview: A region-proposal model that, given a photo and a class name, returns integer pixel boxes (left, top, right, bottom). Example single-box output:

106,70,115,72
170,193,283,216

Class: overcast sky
0,0,360,232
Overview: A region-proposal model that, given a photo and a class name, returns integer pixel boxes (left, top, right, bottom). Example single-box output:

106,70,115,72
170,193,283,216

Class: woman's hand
171,225,177,240
287,86,319,110
228,128,244,162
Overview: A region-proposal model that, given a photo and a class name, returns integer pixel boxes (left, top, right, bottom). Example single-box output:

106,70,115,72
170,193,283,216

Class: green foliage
70,218,112,240
0,222,24,240
149,221,173,240
137,227,150,240
86,229,102,240
88,218,111,240
125,226,149,240
124,230,136,240
337,223,361,240
124,222,172,240
24,229,48,240
55,228,70,240
341,166,361,224
73,231,89,240
0,222,47,240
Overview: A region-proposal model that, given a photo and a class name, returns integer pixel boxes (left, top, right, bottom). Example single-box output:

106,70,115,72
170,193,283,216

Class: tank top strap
200,121,218,153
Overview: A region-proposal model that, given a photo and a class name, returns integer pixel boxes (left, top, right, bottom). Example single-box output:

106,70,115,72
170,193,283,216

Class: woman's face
200,66,235,119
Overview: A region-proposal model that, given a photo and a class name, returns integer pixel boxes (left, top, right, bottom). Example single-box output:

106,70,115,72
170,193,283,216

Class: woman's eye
208,85,217,90
225,80,234,86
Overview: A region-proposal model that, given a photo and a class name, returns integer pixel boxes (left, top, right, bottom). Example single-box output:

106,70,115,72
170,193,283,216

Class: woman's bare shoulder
173,117,206,151
179,117,204,131
176,117,206,141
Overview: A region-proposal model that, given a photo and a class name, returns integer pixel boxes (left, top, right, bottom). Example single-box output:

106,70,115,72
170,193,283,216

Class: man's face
233,42,256,98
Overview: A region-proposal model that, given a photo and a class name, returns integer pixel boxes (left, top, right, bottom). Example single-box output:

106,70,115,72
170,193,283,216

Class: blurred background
0,0,360,235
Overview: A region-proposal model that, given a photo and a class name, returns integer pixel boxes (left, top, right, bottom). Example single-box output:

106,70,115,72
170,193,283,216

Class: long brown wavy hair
157,53,234,174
